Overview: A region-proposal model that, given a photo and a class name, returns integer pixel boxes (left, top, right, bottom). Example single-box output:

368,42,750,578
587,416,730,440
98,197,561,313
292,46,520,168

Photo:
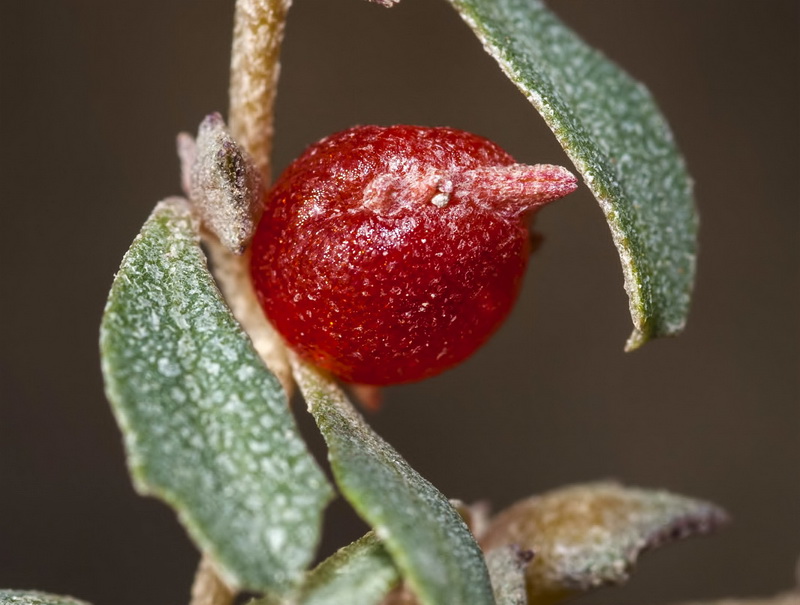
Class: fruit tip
456,163,579,214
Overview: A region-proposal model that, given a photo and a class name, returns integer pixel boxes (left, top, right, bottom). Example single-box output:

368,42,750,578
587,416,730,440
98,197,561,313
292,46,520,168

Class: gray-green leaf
297,532,400,605
0,591,89,605
100,198,334,593
292,357,495,605
480,482,728,604
449,0,698,350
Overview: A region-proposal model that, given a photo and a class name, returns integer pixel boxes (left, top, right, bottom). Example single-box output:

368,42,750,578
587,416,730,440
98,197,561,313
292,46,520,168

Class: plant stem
190,555,236,605
205,238,294,394
229,0,293,183
212,0,294,395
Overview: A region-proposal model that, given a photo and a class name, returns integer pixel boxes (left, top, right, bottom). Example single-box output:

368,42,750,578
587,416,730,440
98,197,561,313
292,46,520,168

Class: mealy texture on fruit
249,125,577,385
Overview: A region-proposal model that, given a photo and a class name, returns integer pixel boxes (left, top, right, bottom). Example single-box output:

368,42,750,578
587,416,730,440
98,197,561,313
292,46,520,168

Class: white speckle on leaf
158,358,181,377
236,365,256,381
100,199,333,590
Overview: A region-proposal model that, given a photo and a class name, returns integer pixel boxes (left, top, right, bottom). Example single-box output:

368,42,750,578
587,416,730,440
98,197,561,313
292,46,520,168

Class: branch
229,0,292,182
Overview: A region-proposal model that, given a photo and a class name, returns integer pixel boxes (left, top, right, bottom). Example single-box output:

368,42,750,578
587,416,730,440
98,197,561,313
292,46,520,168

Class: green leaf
100,198,334,593
292,358,495,605
0,591,89,605
480,482,729,604
297,532,400,605
449,0,698,350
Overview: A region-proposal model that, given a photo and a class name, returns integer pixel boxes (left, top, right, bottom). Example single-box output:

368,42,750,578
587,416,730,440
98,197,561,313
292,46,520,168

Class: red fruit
249,125,577,385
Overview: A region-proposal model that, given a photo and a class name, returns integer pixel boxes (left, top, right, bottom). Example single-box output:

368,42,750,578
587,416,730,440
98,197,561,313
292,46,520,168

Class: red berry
250,125,577,385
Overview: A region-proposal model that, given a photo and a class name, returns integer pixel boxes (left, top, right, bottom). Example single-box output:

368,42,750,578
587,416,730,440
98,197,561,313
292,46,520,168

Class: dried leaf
481,482,728,604
179,113,264,254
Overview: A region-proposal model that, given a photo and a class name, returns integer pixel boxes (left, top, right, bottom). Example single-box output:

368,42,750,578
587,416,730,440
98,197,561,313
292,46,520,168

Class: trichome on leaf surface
7,1,796,605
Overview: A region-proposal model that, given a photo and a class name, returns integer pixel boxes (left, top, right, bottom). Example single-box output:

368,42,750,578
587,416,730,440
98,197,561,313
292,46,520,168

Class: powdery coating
100,200,333,591
480,482,729,602
250,125,577,385
292,355,495,605
297,532,400,605
0,591,89,605
178,113,264,254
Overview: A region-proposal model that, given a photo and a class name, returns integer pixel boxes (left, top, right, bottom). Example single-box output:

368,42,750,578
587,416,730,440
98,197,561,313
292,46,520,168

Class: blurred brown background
1,1,797,603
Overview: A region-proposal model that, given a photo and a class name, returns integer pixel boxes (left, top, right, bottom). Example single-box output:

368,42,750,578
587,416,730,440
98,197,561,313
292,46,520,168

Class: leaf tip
182,112,264,254
481,482,729,600
624,328,648,352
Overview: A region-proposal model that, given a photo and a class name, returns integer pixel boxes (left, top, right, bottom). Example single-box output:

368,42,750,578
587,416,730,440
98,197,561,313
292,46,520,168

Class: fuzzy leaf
0,592,89,605
297,532,400,605
177,112,264,254
480,482,728,604
292,358,495,605
100,199,334,593
449,0,698,350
